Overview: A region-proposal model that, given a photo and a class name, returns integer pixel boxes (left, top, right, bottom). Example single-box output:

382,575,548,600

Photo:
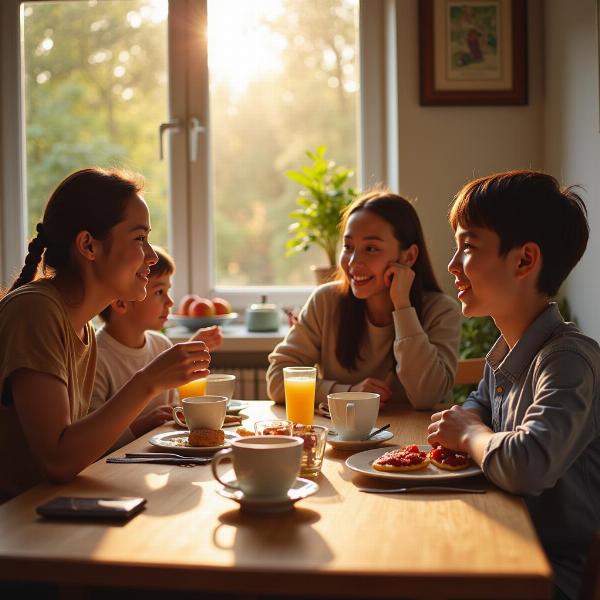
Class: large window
207,0,358,287
3,0,392,304
22,0,170,246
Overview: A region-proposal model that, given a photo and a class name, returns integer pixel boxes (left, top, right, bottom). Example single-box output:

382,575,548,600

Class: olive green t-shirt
0,280,96,503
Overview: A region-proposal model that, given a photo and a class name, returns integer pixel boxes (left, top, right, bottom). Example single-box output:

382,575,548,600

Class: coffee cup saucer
216,478,319,514
327,429,394,451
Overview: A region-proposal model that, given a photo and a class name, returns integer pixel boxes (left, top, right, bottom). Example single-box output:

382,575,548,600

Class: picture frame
419,0,528,105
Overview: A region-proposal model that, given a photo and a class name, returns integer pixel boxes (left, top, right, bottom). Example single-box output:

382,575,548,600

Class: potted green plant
285,145,357,284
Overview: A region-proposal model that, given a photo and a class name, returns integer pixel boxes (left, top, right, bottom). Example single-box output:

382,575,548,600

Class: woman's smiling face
340,209,401,300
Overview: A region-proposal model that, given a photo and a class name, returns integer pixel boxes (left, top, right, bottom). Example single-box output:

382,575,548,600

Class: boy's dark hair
449,170,588,297
99,245,175,322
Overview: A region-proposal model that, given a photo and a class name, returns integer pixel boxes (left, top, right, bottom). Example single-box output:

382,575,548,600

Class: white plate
345,445,482,481
227,400,250,414
167,312,238,330
216,478,319,514
327,429,394,450
149,430,238,455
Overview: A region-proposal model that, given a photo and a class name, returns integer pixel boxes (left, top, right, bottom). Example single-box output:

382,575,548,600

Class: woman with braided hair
0,168,210,502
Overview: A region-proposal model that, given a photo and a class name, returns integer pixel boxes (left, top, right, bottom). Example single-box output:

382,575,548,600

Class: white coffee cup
206,374,236,400
172,395,227,430
211,435,303,499
327,392,380,440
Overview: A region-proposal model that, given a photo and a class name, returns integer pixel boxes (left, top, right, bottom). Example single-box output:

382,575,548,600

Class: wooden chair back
580,531,600,600
455,357,486,386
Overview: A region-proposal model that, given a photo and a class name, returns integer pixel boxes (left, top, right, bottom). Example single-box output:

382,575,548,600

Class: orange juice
284,377,316,425
178,378,207,399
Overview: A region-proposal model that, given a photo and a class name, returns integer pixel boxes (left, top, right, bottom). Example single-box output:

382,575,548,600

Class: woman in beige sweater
267,190,461,410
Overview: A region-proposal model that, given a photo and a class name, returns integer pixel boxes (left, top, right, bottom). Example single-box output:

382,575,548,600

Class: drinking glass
293,424,328,478
254,419,294,436
178,377,207,400
283,366,316,425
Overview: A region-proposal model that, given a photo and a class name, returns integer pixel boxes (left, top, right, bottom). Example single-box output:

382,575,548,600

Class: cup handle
211,449,240,491
346,402,355,430
172,406,187,428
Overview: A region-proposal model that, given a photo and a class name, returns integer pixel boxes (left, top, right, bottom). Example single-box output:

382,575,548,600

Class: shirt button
496,385,504,394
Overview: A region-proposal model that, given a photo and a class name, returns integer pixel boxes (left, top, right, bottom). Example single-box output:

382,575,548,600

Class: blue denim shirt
463,303,600,600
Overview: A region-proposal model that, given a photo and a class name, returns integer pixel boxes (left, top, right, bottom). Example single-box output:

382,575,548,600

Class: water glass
254,419,294,436
293,424,328,478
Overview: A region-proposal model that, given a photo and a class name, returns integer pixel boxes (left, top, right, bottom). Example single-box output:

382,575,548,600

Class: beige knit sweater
267,282,462,409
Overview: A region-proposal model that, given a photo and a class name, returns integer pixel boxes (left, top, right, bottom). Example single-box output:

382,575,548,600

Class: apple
189,297,216,317
178,294,199,316
212,297,232,315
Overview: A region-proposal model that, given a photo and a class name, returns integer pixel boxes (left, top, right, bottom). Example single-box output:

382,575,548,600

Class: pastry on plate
235,426,255,437
188,428,225,447
373,445,430,472
428,443,471,471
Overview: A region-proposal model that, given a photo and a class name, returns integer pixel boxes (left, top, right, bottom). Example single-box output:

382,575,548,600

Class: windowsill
165,322,288,353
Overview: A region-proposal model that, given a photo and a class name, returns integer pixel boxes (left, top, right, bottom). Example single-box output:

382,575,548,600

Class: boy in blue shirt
428,170,599,600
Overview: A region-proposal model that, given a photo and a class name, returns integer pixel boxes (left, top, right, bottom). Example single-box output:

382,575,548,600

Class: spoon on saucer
366,424,391,439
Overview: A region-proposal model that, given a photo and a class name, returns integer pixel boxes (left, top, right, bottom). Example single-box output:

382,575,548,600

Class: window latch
189,117,206,163
158,118,181,160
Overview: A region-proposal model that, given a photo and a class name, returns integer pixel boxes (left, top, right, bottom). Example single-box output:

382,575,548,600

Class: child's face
448,224,522,318
130,273,175,331
97,195,158,302
340,209,402,300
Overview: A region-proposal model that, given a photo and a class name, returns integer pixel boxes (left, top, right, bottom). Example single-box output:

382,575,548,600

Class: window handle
189,117,206,162
158,119,181,160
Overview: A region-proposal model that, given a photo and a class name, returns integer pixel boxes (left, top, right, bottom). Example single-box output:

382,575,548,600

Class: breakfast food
224,415,242,426
235,426,255,437
428,443,471,471
188,428,225,447
372,445,430,472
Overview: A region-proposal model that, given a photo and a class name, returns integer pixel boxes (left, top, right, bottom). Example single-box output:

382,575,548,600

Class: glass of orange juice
283,366,316,425
178,377,207,400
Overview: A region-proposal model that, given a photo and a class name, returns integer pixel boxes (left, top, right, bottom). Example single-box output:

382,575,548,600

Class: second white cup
327,392,380,440
206,373,236,400
172,395,228,430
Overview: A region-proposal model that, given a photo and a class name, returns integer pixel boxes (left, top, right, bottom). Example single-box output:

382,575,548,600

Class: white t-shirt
92,327,177,449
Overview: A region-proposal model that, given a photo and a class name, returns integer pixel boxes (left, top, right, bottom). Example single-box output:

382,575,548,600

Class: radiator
212,368,268,401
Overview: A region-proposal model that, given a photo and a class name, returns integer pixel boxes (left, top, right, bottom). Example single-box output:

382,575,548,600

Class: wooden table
0,403,552,599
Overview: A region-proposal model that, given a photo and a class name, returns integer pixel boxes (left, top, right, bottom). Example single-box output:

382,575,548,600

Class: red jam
375,446,427,467
430,444,469,466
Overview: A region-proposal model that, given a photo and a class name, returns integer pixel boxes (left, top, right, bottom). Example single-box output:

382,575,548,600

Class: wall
394,0,544,297
544,0,600,341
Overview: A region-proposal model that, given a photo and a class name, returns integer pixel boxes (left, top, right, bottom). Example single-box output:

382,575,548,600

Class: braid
8,224,47,292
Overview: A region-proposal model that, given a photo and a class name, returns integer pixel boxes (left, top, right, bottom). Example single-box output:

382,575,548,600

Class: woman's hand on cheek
384,262,414,310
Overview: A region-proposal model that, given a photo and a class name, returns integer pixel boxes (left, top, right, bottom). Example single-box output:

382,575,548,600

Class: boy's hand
130,404,173,437
384,262,414,310
350,377,392,406
427,405,487,453
189,325,223,350
142,341,210,395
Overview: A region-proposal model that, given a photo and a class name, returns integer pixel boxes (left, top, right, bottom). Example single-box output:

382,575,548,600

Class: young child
427,170,599,600
0,168,210,503
91,245,223,449
267,189,461,409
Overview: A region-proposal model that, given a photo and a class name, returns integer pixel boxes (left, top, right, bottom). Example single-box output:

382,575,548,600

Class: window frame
0,0,399,310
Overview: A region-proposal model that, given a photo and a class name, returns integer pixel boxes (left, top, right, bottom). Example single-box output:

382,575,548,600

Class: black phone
36,496,146,521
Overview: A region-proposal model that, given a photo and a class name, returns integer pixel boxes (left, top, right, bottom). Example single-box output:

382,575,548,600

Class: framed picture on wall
419,0,528,105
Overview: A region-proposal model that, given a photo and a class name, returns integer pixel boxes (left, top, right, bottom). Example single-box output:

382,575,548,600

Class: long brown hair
335,190,442,370
7,167,143,295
